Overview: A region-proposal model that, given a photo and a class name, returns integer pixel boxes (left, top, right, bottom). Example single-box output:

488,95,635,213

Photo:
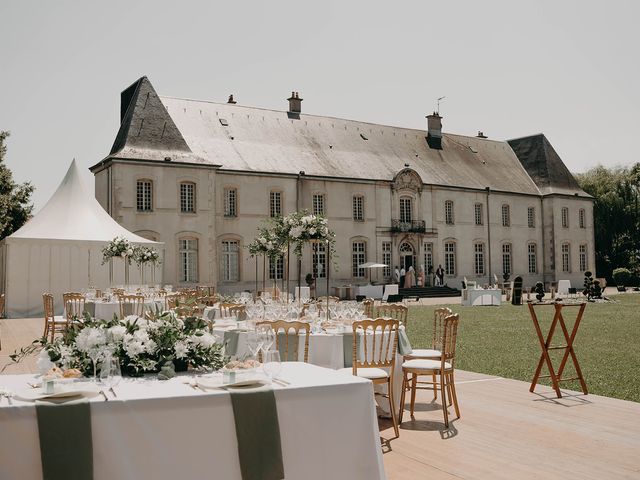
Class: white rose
108,325,127,342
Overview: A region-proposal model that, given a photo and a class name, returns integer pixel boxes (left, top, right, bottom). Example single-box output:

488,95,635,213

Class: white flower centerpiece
102,236,135,285
9,311,225,377
133,245,162,285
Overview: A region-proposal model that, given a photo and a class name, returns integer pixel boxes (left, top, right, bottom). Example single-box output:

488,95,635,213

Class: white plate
14,384,100,401
196,376,267,389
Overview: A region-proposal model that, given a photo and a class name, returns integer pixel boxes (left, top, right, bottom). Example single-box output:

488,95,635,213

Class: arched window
179,237,198,283
136,179,153,212
352,239,367,278
221,239,240,282
312,242,326,278
445,200,454,225
444,241,456,275
502,243,512,276
474,242,485,276
527,243,537,274
561,242,571,272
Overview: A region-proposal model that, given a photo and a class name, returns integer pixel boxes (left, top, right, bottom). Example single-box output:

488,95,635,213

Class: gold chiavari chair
257,320,310,362
198,285,216,297
402,307,452,401
198,295,217,307
341,318,400,438
43,293,67,342
166,293,186,311
118,294,145,318
219,303,244,318
362,298,375,318
63,292,86,323
399,313,461,428
376,304,408,326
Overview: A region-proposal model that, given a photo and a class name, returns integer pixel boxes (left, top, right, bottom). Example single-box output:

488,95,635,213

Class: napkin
228,386,284,480
35,398,93,480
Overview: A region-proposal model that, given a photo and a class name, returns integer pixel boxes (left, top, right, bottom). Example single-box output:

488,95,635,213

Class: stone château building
90,77,595,293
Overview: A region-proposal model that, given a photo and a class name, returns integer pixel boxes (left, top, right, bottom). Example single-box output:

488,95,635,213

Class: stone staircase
398,285,461,299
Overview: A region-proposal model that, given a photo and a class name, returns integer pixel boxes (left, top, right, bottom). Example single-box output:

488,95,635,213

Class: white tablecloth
294,286,311,301
461,288,502,306
86,300,164,319
557,280,572,295
0,363,385,480
356,285,384,299
382,284,398,301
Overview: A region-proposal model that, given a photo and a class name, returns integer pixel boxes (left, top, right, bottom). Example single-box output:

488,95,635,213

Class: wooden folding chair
400,313,461,428
257,320,310,362
342,318,400,439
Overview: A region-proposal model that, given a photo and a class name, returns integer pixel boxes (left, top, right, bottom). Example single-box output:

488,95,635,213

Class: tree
0,131,35,239
575,163,640,282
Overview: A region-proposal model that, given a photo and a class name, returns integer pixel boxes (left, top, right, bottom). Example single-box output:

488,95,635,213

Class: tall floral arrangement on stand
102,236,135,285
247,223,287,298
133,245,162,285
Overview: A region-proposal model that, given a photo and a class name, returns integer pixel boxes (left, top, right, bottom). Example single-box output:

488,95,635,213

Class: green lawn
405,294,640,403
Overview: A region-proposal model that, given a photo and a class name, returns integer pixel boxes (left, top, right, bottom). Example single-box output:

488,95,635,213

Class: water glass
262,351,282,382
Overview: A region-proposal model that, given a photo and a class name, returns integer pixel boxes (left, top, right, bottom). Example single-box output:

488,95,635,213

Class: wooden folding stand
527,301,588,398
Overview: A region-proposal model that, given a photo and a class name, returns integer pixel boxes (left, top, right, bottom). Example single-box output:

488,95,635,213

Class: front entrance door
399,242,415,272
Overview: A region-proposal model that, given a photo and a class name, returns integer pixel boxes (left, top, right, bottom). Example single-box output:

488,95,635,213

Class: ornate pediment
392,168,423,193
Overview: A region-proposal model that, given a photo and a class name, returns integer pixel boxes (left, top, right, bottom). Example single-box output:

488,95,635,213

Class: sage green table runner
342,332,361,368
276,332,299,361
228,386,284,480
35,398,93,480
224,330,241,357
397,328,413,355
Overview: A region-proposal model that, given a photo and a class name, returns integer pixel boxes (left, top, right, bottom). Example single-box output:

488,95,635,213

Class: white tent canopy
0,160,163,317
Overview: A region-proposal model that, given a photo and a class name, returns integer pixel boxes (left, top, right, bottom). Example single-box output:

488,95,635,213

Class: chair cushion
338,367,389,380
51,316,67,324
406,348,441,359
402,358,452,371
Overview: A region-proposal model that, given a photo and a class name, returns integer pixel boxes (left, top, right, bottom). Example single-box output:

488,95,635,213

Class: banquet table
212,325,404,415
461,288,502,306
355,284,384,299
85,299,164,319
0,363,385,480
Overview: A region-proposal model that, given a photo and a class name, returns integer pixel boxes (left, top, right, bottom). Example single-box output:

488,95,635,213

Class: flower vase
151,265,156,285
140,264,145,287
124,258,130,286
109,258,114,286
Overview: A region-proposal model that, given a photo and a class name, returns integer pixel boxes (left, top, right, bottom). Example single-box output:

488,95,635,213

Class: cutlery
109,387,117,398
99,390,109,401
272,378,290,387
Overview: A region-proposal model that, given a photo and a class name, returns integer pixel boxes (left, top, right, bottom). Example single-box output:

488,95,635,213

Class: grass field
405,294,640,403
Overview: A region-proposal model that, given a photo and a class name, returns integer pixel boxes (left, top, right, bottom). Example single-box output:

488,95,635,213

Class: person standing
405,266,415,288
394,266,400,285
400,266,406,288
436,264,445,286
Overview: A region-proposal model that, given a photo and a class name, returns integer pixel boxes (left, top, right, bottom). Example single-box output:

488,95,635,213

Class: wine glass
259,326,275,353
100,356,122,397
262,351,282,383
246,331,264,360
88,348,103,383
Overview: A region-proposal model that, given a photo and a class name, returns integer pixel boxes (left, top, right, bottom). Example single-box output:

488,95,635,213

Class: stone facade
91,77,595,293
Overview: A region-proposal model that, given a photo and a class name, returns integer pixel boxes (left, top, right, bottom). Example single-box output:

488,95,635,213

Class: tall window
579,209,586,229
270,191,282,217
561,243,571,272
180,182,196,213
136,180,153,212
561,207,569,228
444,241,456,276
502,243,512,276
474,203,483,226
382,242,392,278
224,188,237,217
527,206,535,228
353,195,364,221
179,239,198,283
445,200,454,225
501,204,510,227
269,255,284,280
312,242,327,278
474,243,485,276
221,240,239,282
313,194,325,216
528,243,537,274
399,196,412,222
424,242,433,272
352,241,366,278
579,244,588,271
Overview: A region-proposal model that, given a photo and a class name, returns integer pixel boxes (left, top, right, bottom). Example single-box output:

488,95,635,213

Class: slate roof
98,77,587,197
508,134,588,196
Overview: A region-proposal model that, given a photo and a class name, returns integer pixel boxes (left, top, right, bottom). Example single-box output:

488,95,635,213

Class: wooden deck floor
2,317,639,479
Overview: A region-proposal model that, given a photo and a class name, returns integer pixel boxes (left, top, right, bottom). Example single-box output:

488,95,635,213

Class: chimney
287,91,303,113
426,112,443,149
476,131,487,138
227,94,237,104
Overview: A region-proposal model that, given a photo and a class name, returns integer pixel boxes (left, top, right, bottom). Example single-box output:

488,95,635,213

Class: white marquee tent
0,160,163,318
